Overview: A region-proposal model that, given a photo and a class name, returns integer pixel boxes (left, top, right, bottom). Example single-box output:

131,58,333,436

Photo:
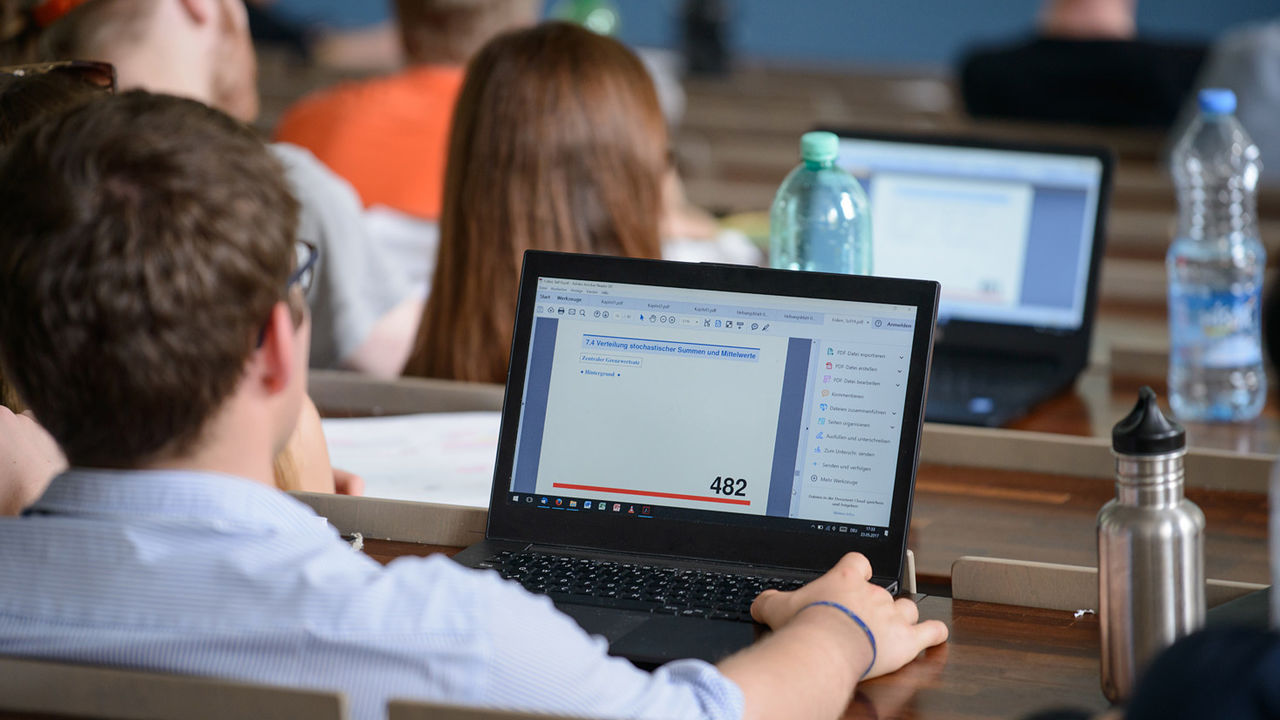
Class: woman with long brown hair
403,22,666,384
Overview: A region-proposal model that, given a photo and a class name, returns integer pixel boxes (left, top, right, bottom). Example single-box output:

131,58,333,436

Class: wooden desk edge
921,423,1272,492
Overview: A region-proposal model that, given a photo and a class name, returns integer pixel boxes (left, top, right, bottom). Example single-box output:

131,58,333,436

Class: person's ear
176,0,213,26
255,301,297,397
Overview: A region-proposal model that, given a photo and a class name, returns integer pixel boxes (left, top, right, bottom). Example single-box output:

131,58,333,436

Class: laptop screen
504,276,919,538
835,137,1105,331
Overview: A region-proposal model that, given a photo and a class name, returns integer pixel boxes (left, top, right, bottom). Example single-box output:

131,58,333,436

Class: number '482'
710,476,747,496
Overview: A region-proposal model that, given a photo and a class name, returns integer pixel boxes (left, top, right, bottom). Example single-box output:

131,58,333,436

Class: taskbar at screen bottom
507,492,891,540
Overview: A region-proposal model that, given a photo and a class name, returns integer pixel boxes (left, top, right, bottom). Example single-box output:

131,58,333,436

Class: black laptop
453,251,938,666
825,129,1113,427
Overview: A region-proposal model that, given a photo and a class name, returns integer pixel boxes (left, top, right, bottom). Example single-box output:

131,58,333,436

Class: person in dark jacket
959,0,1205,128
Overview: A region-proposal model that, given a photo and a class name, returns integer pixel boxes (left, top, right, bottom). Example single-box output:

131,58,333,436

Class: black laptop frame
818,127,1113,377
482,250,939,581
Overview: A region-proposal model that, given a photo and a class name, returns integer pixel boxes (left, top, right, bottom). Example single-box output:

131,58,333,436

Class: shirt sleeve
269,142,411,368
465,564,746,720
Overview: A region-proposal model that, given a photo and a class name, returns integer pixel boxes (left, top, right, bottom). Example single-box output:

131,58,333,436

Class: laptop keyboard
481,550,807,622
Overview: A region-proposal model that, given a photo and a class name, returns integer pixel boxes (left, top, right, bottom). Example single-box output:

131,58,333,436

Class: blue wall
583,0,1277,67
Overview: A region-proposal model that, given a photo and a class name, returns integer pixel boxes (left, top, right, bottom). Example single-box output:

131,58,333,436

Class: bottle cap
1112,386,1185,455
1198,88,1237,115
800,132,839,163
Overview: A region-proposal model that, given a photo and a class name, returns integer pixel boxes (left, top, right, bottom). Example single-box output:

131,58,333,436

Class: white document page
532,321,788,515
321,412,500,507
870,172,1032,308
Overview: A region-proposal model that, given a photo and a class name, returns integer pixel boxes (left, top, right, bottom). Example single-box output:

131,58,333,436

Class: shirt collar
25,468,332,538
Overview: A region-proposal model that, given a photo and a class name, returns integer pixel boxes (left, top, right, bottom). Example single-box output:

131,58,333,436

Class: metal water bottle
1098,386,1204,703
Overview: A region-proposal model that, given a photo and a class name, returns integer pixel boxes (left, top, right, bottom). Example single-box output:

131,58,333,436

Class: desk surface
361,541,1109,720
911,462,1269,587
853,597,1107,720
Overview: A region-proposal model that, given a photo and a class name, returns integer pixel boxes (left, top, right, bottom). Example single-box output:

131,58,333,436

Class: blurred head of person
0,59,114,412
403,22,666,384
0,91,305,478
1039,0,1137,40
39,0,258,122
394,0,540,66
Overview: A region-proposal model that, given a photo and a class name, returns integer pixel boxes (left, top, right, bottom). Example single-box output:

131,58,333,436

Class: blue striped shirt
0,470,744,720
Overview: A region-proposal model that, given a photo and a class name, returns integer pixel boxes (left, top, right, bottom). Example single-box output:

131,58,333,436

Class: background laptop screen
505,276,918,536
836,137,1104,330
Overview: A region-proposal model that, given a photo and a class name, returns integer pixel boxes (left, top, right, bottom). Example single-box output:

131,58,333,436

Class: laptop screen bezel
483,250,940,580
819,127,1113,368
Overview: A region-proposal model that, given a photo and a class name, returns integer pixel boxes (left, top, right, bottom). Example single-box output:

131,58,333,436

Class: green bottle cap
800,131,839,163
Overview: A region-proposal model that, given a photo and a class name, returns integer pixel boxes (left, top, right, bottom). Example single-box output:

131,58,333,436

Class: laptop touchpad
610,616,762,665
559,605,651,642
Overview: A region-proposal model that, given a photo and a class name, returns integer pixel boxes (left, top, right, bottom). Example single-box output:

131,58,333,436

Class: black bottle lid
1112,386,1186,455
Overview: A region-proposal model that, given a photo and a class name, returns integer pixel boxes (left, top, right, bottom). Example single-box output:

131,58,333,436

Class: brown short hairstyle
394,0,539,65
402,22,666,384
0,91,298,467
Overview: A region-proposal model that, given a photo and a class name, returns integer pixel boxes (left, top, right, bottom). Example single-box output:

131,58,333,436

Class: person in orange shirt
274,0,540,222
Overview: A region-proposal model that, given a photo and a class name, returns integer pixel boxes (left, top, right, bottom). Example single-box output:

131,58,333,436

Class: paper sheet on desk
321,412,500,508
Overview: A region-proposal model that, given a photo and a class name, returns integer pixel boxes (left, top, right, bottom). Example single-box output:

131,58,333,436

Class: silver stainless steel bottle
1098,386,1205,703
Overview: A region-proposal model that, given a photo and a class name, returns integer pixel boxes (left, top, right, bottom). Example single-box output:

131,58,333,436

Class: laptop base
925,350,1077,427
454,539,896,666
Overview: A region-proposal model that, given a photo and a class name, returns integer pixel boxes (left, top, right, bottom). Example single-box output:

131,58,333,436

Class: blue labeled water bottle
1167,89,1266,422
770,131,871,274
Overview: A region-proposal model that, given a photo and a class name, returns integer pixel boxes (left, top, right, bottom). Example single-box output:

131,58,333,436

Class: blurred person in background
274,0,539,223
959,0,1205,127
274,0,540,301
402,21,757,384
39,0,421,377
401,22,667,384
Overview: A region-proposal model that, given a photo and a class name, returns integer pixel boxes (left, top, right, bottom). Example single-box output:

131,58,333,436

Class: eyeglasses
290,240,319,297
0,61,117,92
255,240,319,347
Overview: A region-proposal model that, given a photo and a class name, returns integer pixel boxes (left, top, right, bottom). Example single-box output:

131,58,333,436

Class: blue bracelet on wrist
802,600,877,679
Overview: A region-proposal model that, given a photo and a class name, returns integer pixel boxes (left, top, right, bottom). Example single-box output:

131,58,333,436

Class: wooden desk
851,597,1107,720
909,463,1269,588
361,540,1110,719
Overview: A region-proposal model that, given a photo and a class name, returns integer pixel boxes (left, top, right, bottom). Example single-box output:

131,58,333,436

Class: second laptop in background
827,129,1113,427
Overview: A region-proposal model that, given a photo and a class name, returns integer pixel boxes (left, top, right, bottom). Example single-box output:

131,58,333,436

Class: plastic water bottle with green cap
769,131,871,274
550,0,620,35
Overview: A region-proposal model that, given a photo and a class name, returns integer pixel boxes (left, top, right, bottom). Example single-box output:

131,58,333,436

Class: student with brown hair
0,89,946,720
402,22,667,384
274,0,540,222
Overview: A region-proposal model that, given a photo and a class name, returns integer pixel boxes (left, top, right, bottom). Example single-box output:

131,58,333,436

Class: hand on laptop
751,552,948,680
